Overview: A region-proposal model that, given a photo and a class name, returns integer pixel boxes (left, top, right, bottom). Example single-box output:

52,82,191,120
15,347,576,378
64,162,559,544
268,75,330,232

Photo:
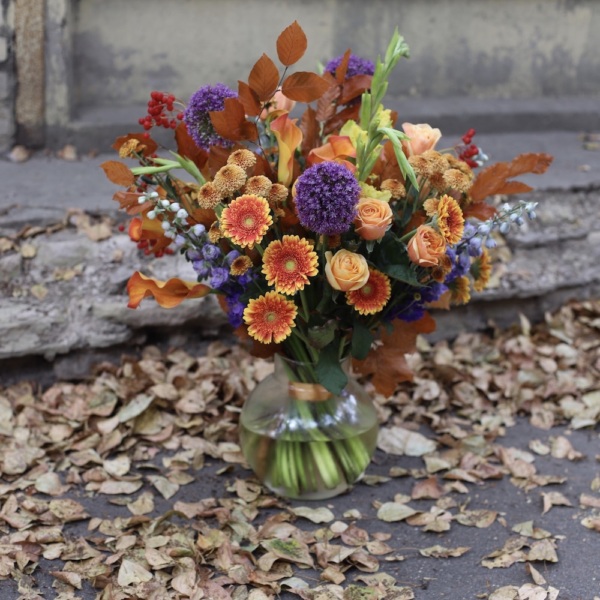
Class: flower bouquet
103,22,552,499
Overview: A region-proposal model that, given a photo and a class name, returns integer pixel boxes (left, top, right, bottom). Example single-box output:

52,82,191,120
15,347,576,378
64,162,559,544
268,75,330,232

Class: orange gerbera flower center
346,269,391,315
262,235,318,295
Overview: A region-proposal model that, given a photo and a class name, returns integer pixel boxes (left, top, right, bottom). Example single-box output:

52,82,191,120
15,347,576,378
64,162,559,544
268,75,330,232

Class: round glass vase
239,354,379,501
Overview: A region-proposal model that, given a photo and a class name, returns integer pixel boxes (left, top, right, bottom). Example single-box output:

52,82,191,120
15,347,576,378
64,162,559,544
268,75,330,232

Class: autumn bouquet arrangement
103,22,551,498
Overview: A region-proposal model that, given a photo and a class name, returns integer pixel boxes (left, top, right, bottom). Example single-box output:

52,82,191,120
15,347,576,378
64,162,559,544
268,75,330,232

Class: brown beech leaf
282,71,331,102
354,313,436,397
315,78,341,122
210,97,258,143
335,49,351,83
238,80,262,117
339,74,373,105
469,152,553,203
299,107,319,158
100,160,135,187
248,53,280,101
111,133,157,157
175,121,208,168
276,21,307,66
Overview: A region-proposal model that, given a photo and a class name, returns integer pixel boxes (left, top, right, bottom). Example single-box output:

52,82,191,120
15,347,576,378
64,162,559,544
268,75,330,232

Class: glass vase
239,354,379,501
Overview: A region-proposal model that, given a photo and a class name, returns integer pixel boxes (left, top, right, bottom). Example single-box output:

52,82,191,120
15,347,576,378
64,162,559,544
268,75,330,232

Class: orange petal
127,272,211,309
270,113,303,186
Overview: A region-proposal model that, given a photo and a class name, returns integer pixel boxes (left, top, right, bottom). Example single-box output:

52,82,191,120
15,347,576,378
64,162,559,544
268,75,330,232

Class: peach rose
354,198,393,241
407,225,446,268
260,90,296,120
401,122,442,157
325,249,370,291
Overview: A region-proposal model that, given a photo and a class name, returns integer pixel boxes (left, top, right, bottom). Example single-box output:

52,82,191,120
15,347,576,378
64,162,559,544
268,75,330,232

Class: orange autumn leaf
276,21,307,67
354,313,436,397
100,161,135,187
339,74,373,105
334,49,352,84
469,152,553,203
270,113,303,187
127,272,211,309
299,107,319,158
248,53,280,102
175,122,208,169
210,98,258,143
281,71,331,103
113,191,146,215
237,81,262,117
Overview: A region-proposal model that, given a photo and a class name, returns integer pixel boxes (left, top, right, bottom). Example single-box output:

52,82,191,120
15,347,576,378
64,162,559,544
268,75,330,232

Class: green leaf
308,321,337,350
378,126,419,190
316,343,347,395
315,282,334,313
351,321,374,360
381,263,421,286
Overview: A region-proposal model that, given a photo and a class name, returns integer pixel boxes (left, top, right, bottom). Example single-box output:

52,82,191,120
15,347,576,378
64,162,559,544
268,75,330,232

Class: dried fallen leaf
419,545,470,558
376,502,417,522
291,506,335,523
377,426,436,456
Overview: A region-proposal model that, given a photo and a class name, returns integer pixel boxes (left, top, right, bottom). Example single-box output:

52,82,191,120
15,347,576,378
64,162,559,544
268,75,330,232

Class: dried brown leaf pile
0,300,599,599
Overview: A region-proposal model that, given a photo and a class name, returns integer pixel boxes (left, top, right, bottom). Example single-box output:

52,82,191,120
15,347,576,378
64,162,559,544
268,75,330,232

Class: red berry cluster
138,91,184,131
458,128,480,168
135,238,175,258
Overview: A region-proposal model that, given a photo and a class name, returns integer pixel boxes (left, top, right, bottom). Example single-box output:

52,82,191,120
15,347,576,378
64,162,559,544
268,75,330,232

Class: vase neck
274,354,333,401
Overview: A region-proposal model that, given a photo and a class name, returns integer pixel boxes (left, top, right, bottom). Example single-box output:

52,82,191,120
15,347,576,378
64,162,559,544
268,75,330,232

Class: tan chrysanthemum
227,149,257,172
268,183,289,204
422,150,449,174
408,155,431,177
213,164,247,197
423,198,439,217
230,255,253,276
208,221,222,243
443,169,472,194
119,138,145,158
446,154,474,177
244,175,273,198
380,178,406,200
196,182,221,209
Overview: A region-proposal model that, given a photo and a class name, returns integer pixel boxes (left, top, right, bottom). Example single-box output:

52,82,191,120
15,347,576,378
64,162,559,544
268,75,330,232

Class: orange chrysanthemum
243,291,298,344
220,194,272,248
449,275,471,305
436,194,465,245
230,255,253,276
471,248,492,292
346,269,391,315
262,235,318,295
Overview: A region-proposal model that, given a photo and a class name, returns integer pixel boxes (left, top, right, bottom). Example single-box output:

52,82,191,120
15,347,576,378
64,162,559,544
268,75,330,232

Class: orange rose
407,225,446,268
401,122,442,157
325,249,370,291
354,198,393,241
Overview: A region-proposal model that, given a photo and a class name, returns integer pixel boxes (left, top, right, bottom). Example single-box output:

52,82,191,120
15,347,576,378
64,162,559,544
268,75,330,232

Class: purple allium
184,83,237,150
294,162,360,235
210,267,230,289
325,54,375,79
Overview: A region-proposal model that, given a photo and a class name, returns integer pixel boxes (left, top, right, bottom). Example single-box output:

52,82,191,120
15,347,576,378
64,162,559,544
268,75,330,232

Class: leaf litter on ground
0,299,599,597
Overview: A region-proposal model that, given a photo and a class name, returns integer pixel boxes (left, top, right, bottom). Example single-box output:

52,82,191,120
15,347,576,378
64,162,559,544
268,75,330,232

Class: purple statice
325,53,375,79
225,294,245,328
184,83,237,150
294,162,360,235
445,247,471,283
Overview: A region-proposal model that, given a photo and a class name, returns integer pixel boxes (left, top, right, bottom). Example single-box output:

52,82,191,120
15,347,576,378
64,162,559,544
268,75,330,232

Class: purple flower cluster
386,282,447,323
184,83,237,150
187,240,253,328
294,162,360,235
325,53,375,79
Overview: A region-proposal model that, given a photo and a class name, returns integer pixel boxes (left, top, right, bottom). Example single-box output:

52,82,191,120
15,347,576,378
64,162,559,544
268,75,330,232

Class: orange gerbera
243,291,298,344
220,194,272,248
230,255,253,276
346,269,391,315
262,235,318,295
449,275,471,305
471,248,492,292
436,194,465,245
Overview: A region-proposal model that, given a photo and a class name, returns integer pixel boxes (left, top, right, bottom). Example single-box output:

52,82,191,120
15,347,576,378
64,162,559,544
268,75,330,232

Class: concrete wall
0,0,14,152
1,0,600,152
